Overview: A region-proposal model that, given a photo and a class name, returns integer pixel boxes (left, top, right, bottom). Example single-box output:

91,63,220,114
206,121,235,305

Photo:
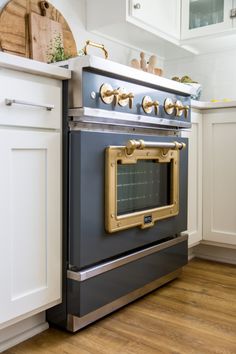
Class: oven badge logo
144,215,153,225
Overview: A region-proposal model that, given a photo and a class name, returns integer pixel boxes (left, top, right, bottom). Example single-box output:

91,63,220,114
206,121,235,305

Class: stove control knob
100,83,119,105
175,101,190,118
142,96,159,115
175,100,184,117
118,88,134,109
164,98,175,115
183,105,190,118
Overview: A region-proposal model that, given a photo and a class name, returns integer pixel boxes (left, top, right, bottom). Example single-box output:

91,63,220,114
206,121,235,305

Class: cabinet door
203,110,236,245
182,110,203,247
182,0,233,39
0,129,61,328
129,0,180,40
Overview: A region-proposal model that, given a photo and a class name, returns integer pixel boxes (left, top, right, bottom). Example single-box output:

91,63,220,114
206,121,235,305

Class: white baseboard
188,247,195,261
0,313,48,353
189,243,236,265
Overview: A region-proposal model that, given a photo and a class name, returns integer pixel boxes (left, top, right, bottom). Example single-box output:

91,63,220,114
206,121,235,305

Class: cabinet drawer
0,68,62,129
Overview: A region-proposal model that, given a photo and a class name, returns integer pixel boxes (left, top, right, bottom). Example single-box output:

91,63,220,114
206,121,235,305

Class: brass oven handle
83,40,109,59
126,139,186,155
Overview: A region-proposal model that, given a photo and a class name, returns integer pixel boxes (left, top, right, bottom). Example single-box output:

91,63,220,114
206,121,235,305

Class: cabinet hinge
230,8,236,18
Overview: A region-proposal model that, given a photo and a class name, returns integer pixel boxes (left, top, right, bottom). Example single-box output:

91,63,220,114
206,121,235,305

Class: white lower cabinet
182,110,203,247
0,129,61,328
203,109,236,246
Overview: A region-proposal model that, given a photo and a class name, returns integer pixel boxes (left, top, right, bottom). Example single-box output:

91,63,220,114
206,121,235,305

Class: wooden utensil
130,58,140,70
154,68,163,76
140,52,147,71
147,55,157,74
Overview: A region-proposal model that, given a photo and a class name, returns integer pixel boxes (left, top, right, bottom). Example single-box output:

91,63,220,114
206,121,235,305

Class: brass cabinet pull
5,98,54,111
126,139,186,155
83,40,108,59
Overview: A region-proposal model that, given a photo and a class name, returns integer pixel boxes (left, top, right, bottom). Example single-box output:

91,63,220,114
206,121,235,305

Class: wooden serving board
0,0,77,62
29,12,63,62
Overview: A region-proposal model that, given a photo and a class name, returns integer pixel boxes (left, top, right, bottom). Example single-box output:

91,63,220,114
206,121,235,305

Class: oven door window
105,140,183,234
117,160,171,216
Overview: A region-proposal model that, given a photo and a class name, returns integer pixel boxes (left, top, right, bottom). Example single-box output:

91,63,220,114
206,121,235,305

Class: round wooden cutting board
0,0,77,62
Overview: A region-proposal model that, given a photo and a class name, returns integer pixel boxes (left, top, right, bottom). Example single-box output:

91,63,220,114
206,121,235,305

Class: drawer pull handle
5,98,55,111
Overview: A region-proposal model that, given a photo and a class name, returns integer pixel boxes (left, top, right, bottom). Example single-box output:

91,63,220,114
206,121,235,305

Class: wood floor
4,258,236,354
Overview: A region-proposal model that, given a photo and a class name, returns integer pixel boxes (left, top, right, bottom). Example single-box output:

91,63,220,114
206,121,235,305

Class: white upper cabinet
87,0,236,58
181,0,234,39
86,0,194,59
129,0,180,40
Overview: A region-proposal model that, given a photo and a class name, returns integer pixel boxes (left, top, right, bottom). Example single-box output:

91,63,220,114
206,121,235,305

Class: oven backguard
69,130,188,269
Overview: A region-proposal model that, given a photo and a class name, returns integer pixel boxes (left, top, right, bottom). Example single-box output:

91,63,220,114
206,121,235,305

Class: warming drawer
66,235,188,331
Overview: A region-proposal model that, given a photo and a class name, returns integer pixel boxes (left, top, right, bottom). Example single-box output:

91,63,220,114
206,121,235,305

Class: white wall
164,49,236,101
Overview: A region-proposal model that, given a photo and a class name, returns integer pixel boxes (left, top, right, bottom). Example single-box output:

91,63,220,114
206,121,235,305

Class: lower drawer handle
5,98,55,111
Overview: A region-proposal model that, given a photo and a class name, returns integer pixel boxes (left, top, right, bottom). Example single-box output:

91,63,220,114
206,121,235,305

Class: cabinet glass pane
117,160,171,216
189,0,224,30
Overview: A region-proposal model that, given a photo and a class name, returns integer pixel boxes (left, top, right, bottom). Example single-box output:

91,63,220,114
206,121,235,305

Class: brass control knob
183,105,190,118
164,98,176,115
142,96,159,115
175,100,190,118
175,100,184,117
100,83,119,105
118,88,134,109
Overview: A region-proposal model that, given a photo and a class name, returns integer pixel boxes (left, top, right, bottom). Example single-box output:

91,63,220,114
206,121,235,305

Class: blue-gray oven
47,57,191,332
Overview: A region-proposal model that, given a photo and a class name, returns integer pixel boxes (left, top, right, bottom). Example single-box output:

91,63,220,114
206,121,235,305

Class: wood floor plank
3,259,236,354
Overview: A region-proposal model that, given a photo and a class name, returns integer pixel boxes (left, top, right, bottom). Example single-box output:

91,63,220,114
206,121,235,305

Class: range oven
47,55,192,332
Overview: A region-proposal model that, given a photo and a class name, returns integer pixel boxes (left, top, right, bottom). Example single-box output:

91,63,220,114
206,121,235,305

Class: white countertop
0,52,71,80
191,99,236,109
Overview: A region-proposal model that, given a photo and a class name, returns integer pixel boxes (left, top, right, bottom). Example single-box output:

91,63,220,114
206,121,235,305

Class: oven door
69,130,188,269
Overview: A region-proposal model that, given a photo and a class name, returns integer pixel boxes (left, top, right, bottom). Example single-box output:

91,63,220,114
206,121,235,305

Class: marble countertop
0,52,71,80
191,100,236,109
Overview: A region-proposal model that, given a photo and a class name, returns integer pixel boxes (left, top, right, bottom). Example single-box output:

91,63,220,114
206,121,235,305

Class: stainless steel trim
5,98,55,111
70,119,177,132
67,234,188,282
69,121,181,136
68,107,191,129
67,268,182,332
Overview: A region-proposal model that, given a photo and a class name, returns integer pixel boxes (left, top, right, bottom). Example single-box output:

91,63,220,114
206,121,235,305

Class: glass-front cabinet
181,0,234,39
